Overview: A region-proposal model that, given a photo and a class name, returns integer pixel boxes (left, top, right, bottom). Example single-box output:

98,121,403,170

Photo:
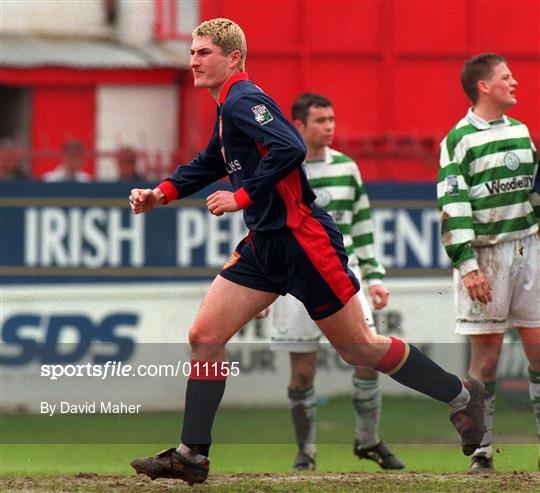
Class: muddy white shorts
455,233,540,335
271,266,377,352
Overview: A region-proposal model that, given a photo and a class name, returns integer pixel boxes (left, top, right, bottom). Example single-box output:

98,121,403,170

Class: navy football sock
181,363,227,457
377,337,462,402
390,344,463,402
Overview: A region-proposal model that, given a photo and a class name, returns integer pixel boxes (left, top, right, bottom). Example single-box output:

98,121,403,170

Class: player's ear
229,50,241,70
293,119,305,133
477,79,489,97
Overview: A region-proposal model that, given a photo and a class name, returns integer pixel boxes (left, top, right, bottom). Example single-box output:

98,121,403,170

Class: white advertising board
1,278,466,412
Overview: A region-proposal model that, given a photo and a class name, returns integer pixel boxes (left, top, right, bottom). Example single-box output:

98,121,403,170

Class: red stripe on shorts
291,214,357,306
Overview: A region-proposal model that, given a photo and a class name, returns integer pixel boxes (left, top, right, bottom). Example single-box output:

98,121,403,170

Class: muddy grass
2,472,540,493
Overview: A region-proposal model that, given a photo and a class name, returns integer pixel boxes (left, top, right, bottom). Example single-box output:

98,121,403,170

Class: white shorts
271,266,376,352
455,233,540,335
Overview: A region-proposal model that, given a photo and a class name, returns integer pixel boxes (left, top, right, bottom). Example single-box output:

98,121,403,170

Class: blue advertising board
1,181,450,284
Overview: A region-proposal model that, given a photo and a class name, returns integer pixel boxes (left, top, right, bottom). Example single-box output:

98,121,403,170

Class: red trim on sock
376,337,406,373
189,359,229,380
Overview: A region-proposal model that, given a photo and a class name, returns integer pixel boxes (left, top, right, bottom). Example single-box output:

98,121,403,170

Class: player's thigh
190,275,278,345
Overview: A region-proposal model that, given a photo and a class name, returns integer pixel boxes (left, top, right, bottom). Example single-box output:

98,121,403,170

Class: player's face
483,62,518,109
190,36,239,92
300,106,335,149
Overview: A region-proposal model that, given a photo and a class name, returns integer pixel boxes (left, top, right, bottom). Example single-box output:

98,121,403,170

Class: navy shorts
219,207,360,320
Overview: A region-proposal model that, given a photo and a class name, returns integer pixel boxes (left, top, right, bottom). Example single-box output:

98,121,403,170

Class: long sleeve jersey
303,147,385,285
437,108,540,276
158,72,315,232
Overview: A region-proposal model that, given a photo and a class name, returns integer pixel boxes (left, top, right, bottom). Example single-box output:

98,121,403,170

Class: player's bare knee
470,359,499,381
291,368,315,389
188,326,226,351
337,347,374,368
525,352,540,372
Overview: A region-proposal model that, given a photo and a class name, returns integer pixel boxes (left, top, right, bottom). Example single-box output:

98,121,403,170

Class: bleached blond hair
193,18,247,71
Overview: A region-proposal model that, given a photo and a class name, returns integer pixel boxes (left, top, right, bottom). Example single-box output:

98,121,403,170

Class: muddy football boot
469,454,494,473
130,447,209,484
292,450,316,471
354,440,405,470
449,379,486,456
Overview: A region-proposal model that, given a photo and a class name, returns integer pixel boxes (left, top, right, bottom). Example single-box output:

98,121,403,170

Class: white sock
288,386,317,457
176,443,207,463
480,382,496,448
352,375,381,448
448,381,470,412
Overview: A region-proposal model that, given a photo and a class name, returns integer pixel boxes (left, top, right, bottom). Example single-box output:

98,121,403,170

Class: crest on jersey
315,189,332,208
445,175,459,196
252,104,273,125
503,151,520,171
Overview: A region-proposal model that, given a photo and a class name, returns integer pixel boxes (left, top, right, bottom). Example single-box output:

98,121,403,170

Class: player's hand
207,191,240,216
368,284,389,310
255,308,270,319
129,188,164,214
463,269,492,304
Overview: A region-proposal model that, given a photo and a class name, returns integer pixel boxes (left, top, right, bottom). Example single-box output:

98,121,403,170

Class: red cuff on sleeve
233,188,253,209
157,180,179,204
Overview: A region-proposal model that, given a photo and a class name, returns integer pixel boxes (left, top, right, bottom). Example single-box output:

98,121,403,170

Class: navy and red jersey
157,72,316,232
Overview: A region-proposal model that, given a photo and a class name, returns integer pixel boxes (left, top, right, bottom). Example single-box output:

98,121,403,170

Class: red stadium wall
183,0,540,182
31,87,96,178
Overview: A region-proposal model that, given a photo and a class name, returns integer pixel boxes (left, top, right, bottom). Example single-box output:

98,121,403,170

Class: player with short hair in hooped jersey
438,52,540,473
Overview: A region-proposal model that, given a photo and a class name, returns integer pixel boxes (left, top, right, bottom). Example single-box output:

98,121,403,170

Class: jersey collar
219,72,249,104
305,146,332,165
466,107,509,130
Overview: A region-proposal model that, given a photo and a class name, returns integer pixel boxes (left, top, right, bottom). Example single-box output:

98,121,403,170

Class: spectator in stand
0,138,28,180
43,140,91,182
116,146,144,181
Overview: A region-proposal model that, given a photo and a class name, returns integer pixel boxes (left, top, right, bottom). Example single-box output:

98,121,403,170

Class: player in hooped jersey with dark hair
129,18,485,485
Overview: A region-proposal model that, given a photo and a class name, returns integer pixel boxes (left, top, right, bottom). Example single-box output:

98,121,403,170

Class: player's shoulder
328,148,357,166
505,116,530,131
227,80,273,107
506,115,524,125
225,80,281,121
442,116,478,147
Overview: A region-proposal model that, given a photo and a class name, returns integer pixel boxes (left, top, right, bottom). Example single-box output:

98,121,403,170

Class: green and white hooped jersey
304,147,385,285
437,108,540,275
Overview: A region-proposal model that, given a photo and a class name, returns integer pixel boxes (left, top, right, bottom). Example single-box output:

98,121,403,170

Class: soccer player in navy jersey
129,18,485,484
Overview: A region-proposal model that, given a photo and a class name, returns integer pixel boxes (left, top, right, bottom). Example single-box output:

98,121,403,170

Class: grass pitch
1,393,538,491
